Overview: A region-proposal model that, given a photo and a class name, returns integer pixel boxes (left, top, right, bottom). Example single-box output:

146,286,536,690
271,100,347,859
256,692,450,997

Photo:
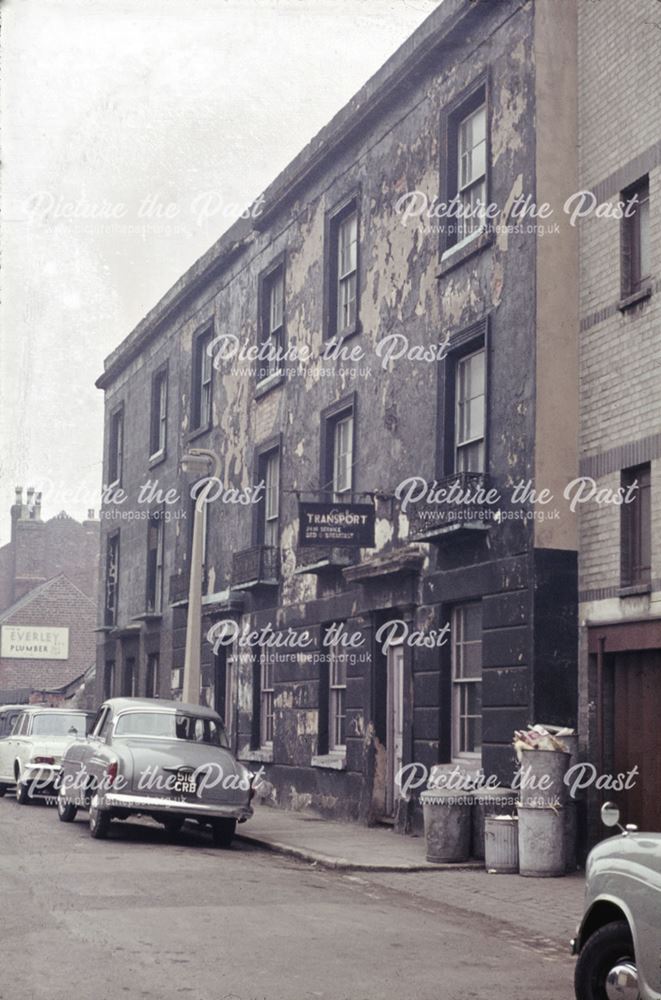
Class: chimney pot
87,508,95,520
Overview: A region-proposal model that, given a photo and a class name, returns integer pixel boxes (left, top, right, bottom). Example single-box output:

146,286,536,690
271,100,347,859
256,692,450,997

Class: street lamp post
180,447,220,705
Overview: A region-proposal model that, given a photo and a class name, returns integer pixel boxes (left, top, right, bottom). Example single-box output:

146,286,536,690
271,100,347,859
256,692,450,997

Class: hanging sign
298,501,375,547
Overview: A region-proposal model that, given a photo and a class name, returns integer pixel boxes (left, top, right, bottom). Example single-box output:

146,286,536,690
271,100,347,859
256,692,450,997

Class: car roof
14,706,93,715
102,697,221,719
0,704,27,713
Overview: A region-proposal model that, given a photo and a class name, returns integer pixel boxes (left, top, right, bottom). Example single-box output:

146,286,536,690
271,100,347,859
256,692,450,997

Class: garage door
613,649,661,831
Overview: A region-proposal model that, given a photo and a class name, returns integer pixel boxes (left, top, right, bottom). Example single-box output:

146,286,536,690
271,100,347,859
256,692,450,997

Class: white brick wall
577,0,661,756
578,0,661,590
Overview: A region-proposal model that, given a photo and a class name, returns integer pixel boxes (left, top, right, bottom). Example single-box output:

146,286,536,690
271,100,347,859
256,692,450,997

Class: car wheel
15,775,30,805
88,797,111,839
210,818,236,848
575,920,637,1000
57,792,78,823
163,816,185,836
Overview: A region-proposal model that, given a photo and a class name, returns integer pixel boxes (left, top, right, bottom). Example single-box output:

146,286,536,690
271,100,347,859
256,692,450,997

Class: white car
0,706,93,804
573,802,661,1000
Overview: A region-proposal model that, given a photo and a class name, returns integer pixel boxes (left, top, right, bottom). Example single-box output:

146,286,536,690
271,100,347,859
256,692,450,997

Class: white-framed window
457,103,486,241
332,412,354,499
260,651,275,747
150,369,168,458
328,640,347,752
263,449,280,548
193,329,213,429
455,348,485,473
259,266,284,383
451,602,482,757
336,210,358,334
108,407,124,486
146,512,164,614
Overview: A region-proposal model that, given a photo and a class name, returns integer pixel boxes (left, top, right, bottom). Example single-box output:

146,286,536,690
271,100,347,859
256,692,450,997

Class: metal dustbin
472,787,517,860
518,749,570,807
484,815,519,873
421,789,474,863
518,804,566,877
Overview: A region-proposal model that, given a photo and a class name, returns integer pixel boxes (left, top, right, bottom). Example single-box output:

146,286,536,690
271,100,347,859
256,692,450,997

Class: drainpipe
596,636,606,788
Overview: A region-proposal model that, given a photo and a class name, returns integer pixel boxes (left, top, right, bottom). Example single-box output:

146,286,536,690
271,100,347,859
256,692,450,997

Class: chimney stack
35,492,43,521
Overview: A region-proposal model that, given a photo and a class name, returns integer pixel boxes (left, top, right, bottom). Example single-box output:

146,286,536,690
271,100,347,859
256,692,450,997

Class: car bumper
100,791,254,821
22,763,61,785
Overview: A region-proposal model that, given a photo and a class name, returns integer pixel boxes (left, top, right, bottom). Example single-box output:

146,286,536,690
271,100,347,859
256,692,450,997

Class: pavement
1,795,581,1000
235,803,484,870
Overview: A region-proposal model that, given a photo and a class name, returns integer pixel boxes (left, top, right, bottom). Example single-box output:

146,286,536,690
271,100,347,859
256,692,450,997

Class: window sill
148,449,167,470
255,371,285,399
311,753,346,771
187,423,212,443
131,611,163,623
617,283,652,312
436,227,493,278
240,747,274,764
323,321,362,347
619,583,652,598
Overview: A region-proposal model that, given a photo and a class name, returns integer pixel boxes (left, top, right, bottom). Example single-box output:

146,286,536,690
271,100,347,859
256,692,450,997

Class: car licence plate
172,771,197,795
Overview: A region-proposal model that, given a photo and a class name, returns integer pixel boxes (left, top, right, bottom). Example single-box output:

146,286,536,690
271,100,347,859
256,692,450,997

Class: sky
0,0,440,544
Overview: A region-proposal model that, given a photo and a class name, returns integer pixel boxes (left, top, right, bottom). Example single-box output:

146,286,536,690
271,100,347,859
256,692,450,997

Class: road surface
0,796,576,1000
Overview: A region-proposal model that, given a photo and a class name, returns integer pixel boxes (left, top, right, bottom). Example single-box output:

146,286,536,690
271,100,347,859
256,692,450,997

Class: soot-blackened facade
95,0,579,829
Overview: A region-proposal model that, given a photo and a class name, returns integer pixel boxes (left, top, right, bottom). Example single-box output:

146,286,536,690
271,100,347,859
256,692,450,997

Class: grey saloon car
57,698,255,847
573,802,661,1000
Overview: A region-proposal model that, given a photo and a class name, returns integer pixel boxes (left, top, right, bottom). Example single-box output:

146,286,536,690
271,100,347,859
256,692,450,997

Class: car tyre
575,920,636,1000
163,816,185,836
57,792,78,823
89,797,111,839
15,776,30,805
210,818,236,848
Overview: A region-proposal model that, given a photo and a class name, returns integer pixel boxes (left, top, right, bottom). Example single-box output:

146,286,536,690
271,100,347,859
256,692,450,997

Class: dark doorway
611,649,661,831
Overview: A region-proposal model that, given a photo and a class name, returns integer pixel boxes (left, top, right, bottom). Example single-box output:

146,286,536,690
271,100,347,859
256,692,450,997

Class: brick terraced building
577,0,661,834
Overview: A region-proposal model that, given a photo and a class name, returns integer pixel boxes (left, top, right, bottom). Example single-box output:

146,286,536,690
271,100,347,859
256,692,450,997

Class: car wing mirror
601,801,638,836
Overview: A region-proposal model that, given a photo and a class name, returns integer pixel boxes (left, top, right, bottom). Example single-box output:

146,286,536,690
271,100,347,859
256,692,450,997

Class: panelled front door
612,649,661,831
384,644,404,817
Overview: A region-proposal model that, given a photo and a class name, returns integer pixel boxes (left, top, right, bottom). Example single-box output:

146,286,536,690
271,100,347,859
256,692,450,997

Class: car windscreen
31,714,90,736
114,712,229,748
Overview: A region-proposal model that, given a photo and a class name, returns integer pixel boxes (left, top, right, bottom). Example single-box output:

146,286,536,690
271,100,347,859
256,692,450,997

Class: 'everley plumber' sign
299,501,375,547
0,625,70,660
